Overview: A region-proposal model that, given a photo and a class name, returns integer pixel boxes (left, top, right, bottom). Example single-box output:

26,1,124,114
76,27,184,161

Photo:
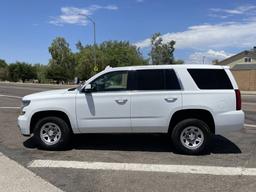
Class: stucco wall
231,70,256,91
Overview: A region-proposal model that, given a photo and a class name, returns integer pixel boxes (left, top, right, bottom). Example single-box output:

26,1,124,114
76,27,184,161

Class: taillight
235,89,241,110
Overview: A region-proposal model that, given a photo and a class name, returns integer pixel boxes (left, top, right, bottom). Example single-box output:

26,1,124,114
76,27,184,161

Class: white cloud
210,5,256,15
104,5,119,10
134,4,256,63
50,5,118,26
209,5,256,19
134,19,256,50
208,14,230,19
187,49,234,64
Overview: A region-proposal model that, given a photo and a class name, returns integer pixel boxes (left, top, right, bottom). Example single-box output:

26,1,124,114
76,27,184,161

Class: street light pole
79,14,97,71
203,56,205,64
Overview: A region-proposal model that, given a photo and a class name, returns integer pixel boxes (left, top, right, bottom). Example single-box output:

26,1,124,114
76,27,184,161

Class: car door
131,69,182,133
76,70,132,133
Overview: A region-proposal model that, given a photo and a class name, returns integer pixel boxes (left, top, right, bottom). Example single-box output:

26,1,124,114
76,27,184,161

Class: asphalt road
0,82,256,192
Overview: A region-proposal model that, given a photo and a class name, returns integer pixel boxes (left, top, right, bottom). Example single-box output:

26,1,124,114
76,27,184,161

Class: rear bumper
215,110,244,134
17,115,30,136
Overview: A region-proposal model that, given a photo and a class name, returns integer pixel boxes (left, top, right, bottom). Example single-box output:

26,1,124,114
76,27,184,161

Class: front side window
91,71,128,92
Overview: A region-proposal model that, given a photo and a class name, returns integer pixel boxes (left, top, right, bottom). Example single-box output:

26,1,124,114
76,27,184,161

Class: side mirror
84,84,92,93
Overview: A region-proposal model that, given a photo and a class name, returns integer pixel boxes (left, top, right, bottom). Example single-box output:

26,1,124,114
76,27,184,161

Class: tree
149,33,182,65
99,41,146,68
74,45,95,80
75,41,146,80
173,59,184,64
47,37,75,81
0,59,7,68
8,62,36,82
0,59,8,80
35,64,48,83
76,41,84,51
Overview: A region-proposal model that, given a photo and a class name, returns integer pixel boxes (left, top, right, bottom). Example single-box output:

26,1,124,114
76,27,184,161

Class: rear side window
188,69,233,89
165,69,181,90
135,69,181,90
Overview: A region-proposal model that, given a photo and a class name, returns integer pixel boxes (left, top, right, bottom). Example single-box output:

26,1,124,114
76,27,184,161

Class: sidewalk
0,152,62,192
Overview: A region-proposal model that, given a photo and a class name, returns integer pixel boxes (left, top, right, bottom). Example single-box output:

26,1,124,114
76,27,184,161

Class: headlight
20,100,31,115
22,100,31,108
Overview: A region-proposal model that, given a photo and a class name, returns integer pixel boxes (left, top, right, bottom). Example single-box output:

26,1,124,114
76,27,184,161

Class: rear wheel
33,116,71,150
171,118,211,155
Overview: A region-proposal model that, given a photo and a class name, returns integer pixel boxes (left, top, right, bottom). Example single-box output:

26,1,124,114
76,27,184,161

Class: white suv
18,65,244,155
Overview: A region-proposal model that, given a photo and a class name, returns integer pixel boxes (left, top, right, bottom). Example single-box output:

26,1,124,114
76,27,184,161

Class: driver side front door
76,71,132,133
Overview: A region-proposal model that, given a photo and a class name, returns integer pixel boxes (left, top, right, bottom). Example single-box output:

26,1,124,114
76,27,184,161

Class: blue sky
1,0,256,64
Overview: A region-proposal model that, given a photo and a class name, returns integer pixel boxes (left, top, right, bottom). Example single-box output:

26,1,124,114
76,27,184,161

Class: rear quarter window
188,69,233,89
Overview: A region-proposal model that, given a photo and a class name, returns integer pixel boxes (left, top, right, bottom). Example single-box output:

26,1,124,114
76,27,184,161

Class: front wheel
171,118,211,155
33,116,71,150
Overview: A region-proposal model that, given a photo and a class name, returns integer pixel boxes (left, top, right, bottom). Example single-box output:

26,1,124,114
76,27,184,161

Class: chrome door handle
164,97,177,102
115,99,128,104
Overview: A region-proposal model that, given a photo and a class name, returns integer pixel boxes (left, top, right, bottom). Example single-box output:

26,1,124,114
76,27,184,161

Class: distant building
215,47,256,91
215,47,256,69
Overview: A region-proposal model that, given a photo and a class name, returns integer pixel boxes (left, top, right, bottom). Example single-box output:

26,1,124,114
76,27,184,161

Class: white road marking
28,160,256,176
0,94,22,99
244,123,256,128
0,107,20,109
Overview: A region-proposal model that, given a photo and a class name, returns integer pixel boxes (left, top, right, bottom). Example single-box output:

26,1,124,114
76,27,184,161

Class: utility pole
203,56,206,64
79,14,97,71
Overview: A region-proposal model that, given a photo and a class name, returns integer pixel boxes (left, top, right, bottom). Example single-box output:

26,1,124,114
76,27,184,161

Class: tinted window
135,69,180,90
188,69,233,89
91,71,128,92
165,69,181,90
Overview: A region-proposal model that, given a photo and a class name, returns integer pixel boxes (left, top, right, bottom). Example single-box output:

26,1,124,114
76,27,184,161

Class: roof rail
105,65,112,70
223,65,230,69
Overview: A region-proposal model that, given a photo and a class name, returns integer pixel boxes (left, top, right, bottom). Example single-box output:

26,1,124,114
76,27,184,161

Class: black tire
171,118,211,155
33,116,71,150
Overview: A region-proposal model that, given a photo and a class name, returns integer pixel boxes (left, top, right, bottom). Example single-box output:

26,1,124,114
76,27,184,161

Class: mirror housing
83,84,92,93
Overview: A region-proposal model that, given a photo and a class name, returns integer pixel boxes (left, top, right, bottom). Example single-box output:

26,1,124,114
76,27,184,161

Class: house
215,47,256,69
215,47,256,91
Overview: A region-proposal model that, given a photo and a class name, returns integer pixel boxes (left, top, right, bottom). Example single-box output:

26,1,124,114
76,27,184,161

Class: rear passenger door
131,69,182,133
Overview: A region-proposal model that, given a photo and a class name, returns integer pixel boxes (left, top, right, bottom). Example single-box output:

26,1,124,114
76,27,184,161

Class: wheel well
169,109,215,134
30,110,72,134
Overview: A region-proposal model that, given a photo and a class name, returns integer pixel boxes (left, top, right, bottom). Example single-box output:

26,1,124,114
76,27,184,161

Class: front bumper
17,115,30,136
215,110,245,134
